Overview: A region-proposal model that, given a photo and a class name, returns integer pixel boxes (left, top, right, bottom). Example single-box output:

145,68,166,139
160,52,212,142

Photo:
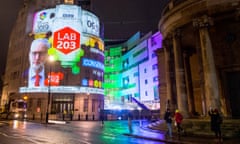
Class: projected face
29,38,49,73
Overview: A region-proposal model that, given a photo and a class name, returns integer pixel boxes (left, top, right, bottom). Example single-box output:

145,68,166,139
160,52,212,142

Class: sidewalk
124,120,240,144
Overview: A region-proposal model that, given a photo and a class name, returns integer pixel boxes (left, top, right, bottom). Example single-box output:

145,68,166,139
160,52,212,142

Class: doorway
51,94,74,115
226,71,240,118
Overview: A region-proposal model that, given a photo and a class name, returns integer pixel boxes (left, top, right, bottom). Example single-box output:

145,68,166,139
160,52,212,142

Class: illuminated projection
104,32,162,110
19,4,104,95
49,26,83,74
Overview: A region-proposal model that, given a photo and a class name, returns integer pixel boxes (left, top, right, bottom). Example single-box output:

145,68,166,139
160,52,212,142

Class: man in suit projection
28,38,50,87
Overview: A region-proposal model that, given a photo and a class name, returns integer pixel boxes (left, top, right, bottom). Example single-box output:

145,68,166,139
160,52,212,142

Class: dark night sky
0,0,168,77
0,0,23,77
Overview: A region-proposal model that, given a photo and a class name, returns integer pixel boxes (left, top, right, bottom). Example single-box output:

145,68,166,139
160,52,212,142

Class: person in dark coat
209,108,223,141
164,108,173,138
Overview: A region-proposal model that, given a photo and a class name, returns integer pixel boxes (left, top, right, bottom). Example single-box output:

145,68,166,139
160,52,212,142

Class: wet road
0,120,164,144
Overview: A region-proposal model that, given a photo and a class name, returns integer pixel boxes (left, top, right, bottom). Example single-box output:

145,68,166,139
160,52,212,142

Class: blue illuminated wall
104,32,163,110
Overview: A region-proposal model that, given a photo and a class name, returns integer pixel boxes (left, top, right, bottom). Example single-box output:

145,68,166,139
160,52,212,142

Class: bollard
32,114,35,120
41,113,43,120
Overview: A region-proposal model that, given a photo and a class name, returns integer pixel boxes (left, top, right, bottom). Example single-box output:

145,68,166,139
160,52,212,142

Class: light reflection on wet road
0,120,165,144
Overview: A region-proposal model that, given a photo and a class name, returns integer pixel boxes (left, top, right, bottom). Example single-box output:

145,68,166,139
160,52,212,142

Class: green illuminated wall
104,46,123,101
104,31,162,110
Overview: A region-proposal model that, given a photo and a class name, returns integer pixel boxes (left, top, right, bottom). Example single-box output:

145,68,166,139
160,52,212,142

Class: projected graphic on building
20,4,104,95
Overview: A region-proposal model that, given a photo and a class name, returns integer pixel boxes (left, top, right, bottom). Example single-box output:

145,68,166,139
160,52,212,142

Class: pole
46,65,51,124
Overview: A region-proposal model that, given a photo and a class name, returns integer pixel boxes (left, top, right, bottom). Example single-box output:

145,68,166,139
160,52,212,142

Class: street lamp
86,92,90,121
46,55,54,124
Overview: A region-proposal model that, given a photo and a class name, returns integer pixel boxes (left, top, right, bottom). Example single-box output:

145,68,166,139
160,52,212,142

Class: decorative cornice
193,15,214,28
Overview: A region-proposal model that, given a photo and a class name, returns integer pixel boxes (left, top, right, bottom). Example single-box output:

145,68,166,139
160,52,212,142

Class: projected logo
53,27,80,54
48,27,84,74
39,12,47,20
44,72,64,86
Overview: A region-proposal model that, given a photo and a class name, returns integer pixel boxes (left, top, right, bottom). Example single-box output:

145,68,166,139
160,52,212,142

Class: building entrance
226,71,240,118
51,94,74,115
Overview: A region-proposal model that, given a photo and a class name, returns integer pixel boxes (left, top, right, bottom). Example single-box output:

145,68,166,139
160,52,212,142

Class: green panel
104,46,125,101
109,46,122,56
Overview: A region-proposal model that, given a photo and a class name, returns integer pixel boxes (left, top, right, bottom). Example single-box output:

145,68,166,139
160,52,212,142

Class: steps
148,119,240,138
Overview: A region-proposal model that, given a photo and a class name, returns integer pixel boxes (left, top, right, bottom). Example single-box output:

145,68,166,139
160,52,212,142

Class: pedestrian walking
208,108,223,142
174,109,184,136
128,112,133,133
164,108,173,138
100,109,104,126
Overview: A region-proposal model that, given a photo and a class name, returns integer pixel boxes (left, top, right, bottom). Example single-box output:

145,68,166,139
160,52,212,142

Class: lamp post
46,55,54,124
86,92,90,121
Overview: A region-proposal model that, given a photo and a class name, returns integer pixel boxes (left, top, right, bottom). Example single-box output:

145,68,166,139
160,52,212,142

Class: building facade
1,0,104,121
157,0,240,118
104,31,162,111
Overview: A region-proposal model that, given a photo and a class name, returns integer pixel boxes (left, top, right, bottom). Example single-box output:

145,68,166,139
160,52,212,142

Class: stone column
172,30,189,117
192,22,207,116
193,15,220,111
163,39,173,109
155,47,168,118
183,51,195,115
162,38,178,112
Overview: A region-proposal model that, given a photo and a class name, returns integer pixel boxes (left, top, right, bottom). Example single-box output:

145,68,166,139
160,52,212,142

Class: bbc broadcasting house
1,0,162,121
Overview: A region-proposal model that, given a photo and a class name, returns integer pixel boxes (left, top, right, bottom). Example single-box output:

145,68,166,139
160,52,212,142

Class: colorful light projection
104,32,162,110
32,4,103,75
48,26,84,74
44,72,64,86
20,4,104,94
104,46,123,101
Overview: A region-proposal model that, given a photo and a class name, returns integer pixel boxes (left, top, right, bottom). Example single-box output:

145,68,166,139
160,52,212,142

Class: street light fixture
46,55,54,124
86,92,90,121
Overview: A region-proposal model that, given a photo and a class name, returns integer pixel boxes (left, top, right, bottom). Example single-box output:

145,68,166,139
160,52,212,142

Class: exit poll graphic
22,4,104,94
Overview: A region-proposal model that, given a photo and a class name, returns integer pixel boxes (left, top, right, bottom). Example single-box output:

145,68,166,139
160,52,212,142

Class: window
83,99,88,112
144,68,147,73
145,79,148,84
152,53,157,58
145,91,148,96
154,86,159,100
64,0,74,4
153,76,158,82
10,71,19,80
28,99,33,111
122,59,129,69
133,72,139,77
151,37,157,47
133,47,147,57
92,99,96,112
37,98,41,107
123,76,129,87
121,96,125,103
152,64,158,70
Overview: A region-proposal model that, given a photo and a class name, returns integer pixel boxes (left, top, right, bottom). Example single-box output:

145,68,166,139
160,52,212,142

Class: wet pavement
0,119,239,144
59,119,240,144
122,120,240,144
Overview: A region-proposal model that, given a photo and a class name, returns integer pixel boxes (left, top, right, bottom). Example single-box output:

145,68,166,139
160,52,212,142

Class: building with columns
157,0,240,118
